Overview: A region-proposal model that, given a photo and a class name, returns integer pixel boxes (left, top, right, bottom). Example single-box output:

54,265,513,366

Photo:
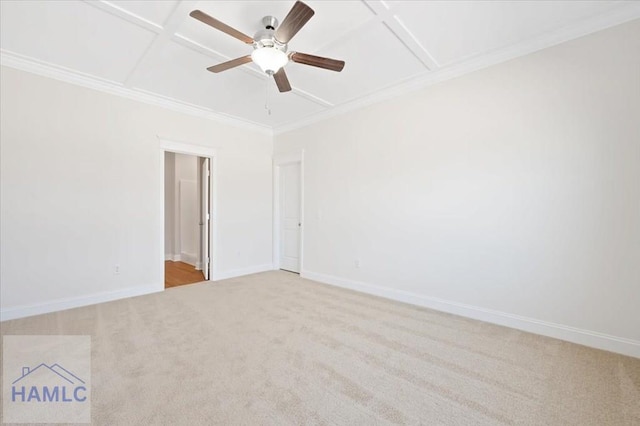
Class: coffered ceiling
1,1,639,133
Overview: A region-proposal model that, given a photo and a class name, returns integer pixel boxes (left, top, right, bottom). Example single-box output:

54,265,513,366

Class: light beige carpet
1,271,639,425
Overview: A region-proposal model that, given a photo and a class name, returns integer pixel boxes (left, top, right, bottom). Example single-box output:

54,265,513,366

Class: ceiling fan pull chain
265,78,272,116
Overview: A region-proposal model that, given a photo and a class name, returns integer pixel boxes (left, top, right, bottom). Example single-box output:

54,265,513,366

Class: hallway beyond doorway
165,261,205,289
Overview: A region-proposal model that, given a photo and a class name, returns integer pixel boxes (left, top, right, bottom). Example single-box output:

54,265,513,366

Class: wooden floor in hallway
165,261,205,289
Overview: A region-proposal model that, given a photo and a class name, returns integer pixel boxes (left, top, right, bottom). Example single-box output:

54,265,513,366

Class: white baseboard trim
0,284,163,322
164,253,173,261
301,270,640,359
180,252,197,267
214,264,274,281
195,261,202,271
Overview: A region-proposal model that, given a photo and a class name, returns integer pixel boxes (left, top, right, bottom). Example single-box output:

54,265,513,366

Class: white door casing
280,163,301,273
200,157,210,280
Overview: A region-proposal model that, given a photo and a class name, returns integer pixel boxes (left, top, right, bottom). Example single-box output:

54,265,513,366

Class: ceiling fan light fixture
191,2,344,93
251,47,289,74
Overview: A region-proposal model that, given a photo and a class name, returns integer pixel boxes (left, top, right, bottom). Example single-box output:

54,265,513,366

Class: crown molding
0,49,272,135
273,5,640,135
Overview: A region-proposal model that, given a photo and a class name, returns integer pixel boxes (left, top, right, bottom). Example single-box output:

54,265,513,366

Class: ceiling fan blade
290,52,345,72
274,1,315,44
273,69,292,93
207,56,252,73
190,10,253,44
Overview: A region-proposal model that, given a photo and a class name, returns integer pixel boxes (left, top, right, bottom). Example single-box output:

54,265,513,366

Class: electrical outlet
114,265,120,274
355,259,361,269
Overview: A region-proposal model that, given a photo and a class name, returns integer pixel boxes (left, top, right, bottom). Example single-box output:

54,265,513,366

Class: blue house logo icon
11,363,88,403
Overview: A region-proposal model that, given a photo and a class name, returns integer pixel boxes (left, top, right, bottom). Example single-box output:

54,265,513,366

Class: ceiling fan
189,1,345,93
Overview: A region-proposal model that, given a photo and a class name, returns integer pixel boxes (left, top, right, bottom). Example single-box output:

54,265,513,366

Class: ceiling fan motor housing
254,16,287,51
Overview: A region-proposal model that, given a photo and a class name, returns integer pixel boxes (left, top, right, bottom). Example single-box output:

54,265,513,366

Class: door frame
159,137,217,282
199,157,211,279
273,150,304,272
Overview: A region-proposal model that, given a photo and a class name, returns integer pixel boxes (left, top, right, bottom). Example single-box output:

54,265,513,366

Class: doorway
161,139,215,288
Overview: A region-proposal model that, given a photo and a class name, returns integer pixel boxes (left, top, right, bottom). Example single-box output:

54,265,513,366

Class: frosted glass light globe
251,47,288,74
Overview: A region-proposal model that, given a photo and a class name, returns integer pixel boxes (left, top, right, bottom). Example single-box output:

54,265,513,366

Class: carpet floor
1,271,639,425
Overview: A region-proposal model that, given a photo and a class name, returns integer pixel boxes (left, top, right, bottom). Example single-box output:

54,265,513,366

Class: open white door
280,163,301,273
200,157,210,280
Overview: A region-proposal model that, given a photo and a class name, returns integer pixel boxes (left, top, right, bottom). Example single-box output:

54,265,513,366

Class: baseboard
180,252,197,267
214,264,274,281
301,270,640,358
195,261,202,271
0,284,163,322
164,254,174,261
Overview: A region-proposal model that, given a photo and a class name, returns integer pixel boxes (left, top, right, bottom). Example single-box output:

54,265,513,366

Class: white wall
0,65,273,318
275,21,640,353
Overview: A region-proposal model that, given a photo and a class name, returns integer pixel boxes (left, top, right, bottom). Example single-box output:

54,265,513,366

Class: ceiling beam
362,0,439,70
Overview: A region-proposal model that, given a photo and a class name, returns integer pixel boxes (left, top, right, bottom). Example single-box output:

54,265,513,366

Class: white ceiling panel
0,0,156,83
133,40,325,126
285,21,426,104
389,0,631,66
105,0,180,27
